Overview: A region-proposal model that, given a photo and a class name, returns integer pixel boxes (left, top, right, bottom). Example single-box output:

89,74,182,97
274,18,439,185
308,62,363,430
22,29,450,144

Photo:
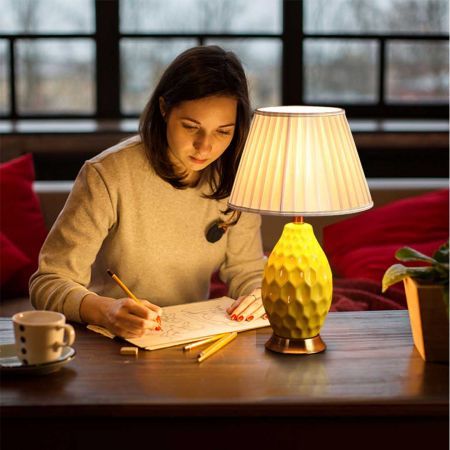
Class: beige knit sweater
29,136,265,323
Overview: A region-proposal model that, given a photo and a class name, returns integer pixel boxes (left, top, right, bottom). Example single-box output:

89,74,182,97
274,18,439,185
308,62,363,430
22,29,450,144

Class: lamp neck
293,216,304,224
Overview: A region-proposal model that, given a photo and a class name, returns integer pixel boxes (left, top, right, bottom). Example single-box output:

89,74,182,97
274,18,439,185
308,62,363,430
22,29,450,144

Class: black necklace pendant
206,222,226,243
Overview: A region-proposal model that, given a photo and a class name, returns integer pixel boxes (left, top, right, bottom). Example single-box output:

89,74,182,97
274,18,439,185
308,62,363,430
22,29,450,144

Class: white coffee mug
12,310,75,365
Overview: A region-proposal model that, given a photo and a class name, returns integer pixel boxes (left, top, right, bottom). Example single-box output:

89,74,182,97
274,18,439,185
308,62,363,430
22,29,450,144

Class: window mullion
378,38,386,107
8,39,17,119
282,0,303,105
95,0,120,118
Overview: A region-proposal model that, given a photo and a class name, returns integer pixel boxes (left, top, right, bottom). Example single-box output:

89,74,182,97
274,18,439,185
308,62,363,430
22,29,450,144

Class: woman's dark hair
139,45,251,201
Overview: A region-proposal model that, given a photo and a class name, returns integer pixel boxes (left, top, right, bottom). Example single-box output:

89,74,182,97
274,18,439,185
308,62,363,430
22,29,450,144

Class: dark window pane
0,40,8,114
120,39,197,114
387,41,449,103
304,0,448,34
0,0,94,34
304,39,378,103
16,39,95,114
120,0,281,33
205,39,281,109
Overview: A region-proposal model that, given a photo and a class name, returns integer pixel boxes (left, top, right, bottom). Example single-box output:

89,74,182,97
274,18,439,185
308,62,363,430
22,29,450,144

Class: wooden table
1,298,448,450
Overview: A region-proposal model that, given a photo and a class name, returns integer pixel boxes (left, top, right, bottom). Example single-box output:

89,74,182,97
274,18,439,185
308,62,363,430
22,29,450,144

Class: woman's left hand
227,288,267,322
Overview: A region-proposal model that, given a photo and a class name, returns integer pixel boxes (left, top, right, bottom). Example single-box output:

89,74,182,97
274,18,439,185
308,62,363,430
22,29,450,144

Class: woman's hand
81,294,162,338
226,288,267,322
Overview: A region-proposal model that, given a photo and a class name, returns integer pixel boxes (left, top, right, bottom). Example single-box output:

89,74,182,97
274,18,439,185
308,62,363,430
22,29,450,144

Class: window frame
0,0,448,120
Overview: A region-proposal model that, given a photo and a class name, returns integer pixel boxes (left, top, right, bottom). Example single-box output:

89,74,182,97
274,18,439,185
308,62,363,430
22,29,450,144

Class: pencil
197,332,238,363
107,269,142,305
183,333,229,351
107,269,162,329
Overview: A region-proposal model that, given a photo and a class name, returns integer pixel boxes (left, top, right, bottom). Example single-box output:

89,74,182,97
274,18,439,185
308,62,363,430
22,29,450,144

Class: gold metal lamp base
265,333,326,354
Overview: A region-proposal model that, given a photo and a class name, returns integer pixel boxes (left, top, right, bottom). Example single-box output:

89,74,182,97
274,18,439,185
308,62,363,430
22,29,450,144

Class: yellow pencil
197,332,238,363
183,333,229,351
107,269,142,305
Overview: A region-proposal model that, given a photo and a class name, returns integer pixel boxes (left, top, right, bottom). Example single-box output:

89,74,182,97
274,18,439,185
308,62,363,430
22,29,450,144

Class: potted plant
382,241,449,363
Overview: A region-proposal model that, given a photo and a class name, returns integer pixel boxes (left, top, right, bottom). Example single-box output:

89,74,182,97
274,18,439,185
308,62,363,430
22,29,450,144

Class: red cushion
0,232,31,286
323,189,449,285
329,240,446,284
0,154,48,297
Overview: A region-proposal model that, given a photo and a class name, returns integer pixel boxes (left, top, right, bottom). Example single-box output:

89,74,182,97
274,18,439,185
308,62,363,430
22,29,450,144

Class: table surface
1,298,448,418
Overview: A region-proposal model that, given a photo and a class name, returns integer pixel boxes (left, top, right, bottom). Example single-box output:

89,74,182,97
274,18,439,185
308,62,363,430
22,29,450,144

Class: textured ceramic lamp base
262,222,333,355
265,333,326,354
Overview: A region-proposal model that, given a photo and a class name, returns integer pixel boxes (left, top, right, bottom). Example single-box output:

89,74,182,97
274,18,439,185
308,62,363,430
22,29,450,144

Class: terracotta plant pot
403,277,449,363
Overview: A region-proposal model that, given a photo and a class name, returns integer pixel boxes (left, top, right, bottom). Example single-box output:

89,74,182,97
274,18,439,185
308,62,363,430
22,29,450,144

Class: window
0,0,447,119
119,0,282,114
302,0,449,117
0,0,95,118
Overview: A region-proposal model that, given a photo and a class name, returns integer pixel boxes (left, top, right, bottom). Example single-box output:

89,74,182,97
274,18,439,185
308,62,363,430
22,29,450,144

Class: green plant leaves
382,264,436,292
433,241,449,264
381,240,449,318
395,247,436,264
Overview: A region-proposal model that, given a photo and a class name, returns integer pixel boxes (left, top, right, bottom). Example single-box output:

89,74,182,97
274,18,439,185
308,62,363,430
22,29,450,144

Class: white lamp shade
228,106,373,216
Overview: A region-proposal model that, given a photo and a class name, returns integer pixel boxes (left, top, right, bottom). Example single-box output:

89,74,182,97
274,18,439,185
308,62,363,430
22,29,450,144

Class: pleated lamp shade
229,106,373,216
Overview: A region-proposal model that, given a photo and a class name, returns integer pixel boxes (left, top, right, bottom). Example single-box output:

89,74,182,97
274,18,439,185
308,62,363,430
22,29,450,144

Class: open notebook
87,297,270,350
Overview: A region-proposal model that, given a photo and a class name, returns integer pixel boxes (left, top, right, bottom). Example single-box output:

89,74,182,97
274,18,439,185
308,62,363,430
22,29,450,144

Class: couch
1,153,448,312
35,178,448,251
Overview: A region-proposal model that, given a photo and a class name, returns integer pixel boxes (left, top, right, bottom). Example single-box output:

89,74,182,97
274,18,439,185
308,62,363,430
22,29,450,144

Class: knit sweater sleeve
219,211,265,299
29,162,115,322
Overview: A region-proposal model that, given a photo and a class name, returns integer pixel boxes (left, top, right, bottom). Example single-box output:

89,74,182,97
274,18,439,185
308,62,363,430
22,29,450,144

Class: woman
30,46,265,338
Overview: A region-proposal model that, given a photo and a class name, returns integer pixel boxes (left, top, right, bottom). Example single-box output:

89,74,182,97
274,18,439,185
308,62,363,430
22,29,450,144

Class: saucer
0,344,76,375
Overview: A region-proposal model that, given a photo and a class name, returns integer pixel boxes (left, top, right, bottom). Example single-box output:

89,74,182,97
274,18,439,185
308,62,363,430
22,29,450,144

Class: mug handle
55,324,76,348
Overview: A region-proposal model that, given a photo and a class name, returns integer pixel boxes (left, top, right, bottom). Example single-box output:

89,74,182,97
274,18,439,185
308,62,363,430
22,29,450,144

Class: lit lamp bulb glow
228,106,373,354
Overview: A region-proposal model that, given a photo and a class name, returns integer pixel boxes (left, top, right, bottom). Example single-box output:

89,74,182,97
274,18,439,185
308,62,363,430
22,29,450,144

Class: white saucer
0,344,76,375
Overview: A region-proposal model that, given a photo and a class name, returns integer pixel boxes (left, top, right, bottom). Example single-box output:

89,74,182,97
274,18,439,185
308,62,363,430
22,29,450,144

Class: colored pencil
107,269,142,305
183,333,229,351
197,332,238,363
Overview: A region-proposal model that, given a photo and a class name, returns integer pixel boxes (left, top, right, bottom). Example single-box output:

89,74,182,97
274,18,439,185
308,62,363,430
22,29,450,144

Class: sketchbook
87,297,270,350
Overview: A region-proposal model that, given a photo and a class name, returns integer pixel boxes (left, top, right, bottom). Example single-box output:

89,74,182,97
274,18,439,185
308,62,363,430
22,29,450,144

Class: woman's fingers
122,314,159,331
226,296,244,315
229,290,265,322
247,304,266,321
234,298,262,321
127,299,161,320
241,301,264,321
112,298,162,337
141,299,163,317
229,295,254,319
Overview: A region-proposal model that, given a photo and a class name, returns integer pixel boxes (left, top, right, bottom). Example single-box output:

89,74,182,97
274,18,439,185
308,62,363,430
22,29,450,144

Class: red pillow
323,189,449,282
0,154,48,298
0,232,31,286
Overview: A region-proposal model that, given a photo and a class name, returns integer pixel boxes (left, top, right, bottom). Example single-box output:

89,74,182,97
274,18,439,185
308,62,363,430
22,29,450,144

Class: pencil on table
197,332,238,363
183,333,229,351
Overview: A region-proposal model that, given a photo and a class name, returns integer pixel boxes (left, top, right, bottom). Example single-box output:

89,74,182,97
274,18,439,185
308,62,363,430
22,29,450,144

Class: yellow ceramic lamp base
262,222,333,354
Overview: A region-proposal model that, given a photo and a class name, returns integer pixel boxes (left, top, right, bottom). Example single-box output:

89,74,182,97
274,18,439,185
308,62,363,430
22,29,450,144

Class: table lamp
228,106,373,354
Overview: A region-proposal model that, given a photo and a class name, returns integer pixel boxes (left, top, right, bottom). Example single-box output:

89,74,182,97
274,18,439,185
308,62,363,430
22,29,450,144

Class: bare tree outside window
121,39,197,114
120,0,281,33
0,0,94,33
206,38,282,109
0,0,94,115
304,0,448,34
387,41,449,103
17,39,95,114
120,0,281,113
0,40,8,114
304,40,378,103
304,0,448,104
0,0,446,118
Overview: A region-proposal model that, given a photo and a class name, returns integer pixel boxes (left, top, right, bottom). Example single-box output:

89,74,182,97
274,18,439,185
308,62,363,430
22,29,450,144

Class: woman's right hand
81,294,162,338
